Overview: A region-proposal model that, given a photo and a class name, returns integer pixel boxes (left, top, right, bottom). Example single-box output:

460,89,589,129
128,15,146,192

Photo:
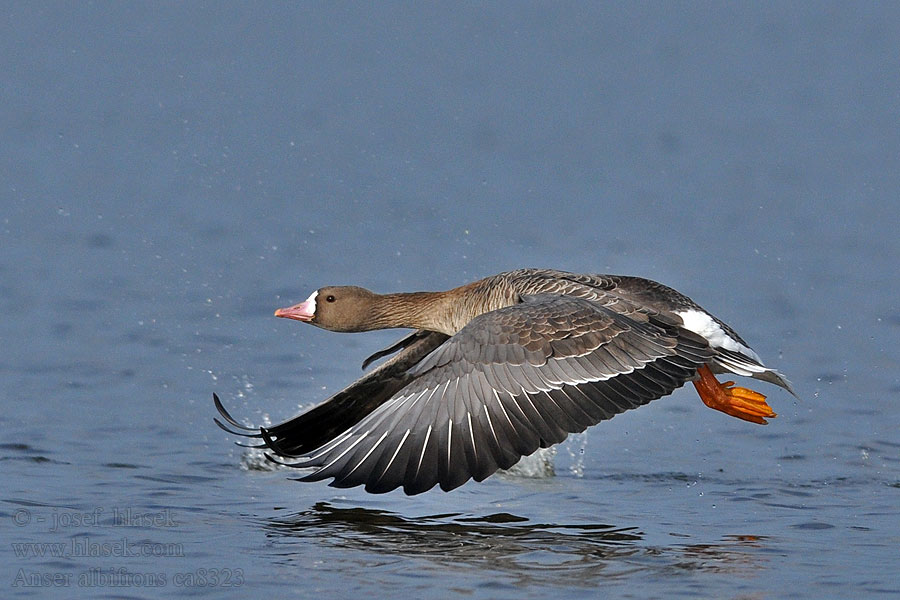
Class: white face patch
304,290,318,314
675,309,761,362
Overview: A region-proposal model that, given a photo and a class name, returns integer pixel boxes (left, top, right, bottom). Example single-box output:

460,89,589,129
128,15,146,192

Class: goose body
215,268,794,495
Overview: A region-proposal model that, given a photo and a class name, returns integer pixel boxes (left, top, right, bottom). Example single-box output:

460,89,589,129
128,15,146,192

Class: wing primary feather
369,428,411,489
440,421,473,491
482,406,502,450
302,430,372,478
446,420,453,478
213,418,262,438
212,394,262,434
336,429,391,483
413,424,433,481
466,412,478,462
481,408,520,470
492,390,541,456
518,391,567,446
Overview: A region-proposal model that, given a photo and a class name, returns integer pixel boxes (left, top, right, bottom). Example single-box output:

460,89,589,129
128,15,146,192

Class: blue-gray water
2,3,898,598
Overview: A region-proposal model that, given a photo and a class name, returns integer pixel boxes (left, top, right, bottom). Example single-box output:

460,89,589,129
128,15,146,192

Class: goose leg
692,365,776,425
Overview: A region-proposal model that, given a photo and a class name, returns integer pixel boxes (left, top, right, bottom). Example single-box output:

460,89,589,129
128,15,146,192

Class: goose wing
214,330,450,457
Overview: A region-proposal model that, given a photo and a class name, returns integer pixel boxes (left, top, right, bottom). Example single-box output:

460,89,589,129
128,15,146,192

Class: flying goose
215,268,794,495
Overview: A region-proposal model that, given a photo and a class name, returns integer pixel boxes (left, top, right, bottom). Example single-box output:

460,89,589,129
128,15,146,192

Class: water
2,3,898,598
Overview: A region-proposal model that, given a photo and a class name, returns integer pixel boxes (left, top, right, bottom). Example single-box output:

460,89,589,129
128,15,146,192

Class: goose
214,268,795,495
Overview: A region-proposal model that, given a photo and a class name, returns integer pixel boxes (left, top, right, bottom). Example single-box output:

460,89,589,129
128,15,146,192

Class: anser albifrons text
214,268,795,495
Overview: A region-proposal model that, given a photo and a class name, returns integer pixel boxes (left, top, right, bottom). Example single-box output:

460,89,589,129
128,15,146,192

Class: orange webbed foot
693,365,776,425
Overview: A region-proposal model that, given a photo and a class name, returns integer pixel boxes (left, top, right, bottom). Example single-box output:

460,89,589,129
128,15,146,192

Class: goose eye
326,295,336,303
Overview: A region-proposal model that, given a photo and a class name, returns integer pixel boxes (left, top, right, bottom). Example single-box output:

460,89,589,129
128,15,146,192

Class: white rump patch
676,309,762,362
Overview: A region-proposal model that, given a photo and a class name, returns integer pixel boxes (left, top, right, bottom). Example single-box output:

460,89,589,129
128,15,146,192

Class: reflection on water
262,502,766,586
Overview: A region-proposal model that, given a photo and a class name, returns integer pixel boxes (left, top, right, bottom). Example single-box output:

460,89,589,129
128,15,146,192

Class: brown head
275,286,382,332
274,284,464,334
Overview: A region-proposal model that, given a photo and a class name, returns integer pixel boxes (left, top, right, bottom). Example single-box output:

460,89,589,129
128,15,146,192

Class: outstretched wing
280,294,714,494
214,330,450,456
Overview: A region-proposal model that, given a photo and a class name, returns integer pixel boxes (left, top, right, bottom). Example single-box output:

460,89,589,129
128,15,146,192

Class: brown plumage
214,268,794,495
